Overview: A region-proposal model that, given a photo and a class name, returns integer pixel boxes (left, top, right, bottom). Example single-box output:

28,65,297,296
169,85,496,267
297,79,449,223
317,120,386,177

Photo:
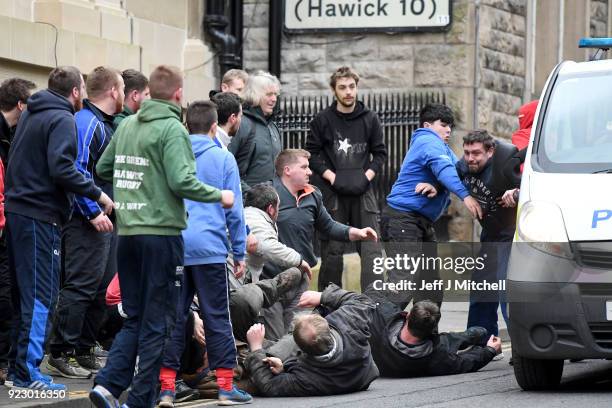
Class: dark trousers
163,263,236,372
6,213,61,382
380,205,441,307
97,304,124,352
49,215,115,355
318,189,381,291
262,270,309,341
0,236,11,368
179,311,206,375
229,278,281,343
94,235,183,408
467,239,511,336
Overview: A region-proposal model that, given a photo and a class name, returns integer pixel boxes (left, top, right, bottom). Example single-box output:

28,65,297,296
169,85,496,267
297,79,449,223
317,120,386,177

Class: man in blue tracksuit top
159,100,252,406
381,104,482,307
48,66,124,378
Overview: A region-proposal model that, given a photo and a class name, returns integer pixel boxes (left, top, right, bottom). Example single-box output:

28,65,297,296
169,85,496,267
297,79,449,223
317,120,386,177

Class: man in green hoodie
89,65,235,408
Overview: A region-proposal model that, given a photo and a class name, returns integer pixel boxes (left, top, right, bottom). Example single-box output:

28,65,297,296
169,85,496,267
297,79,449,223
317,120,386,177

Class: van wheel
513,349,564,390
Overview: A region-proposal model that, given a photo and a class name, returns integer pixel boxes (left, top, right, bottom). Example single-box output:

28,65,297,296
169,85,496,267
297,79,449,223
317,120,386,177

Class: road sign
284,0,452,33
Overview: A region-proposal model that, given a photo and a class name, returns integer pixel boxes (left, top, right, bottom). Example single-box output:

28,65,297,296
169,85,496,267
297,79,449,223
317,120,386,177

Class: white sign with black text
284,0,451,32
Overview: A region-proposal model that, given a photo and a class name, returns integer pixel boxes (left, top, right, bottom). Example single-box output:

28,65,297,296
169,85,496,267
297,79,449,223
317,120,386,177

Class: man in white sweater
228,183,312,341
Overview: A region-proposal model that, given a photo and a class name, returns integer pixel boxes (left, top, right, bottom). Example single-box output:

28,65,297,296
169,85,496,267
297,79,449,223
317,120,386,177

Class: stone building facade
0,0,217,103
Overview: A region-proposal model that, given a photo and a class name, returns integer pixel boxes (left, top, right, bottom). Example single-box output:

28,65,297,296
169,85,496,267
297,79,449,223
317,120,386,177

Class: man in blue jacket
5,66,114,390
48,66,124,378
158,101,252,406
382,104,481,306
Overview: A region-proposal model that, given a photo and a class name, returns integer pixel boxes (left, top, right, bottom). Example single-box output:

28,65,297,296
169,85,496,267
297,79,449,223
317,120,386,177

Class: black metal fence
276,92,446,209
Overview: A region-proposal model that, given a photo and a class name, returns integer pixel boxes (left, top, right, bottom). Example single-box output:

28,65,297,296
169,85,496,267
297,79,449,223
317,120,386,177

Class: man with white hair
228,71,282,192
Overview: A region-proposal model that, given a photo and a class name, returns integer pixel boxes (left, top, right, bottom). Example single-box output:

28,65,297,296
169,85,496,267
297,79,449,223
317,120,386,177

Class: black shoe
75,353,101,373
275,268,302,296
46,354,92,379
175,379,199,403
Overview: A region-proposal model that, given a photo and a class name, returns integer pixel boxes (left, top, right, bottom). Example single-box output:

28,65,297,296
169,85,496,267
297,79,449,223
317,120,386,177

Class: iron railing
276,92,446,210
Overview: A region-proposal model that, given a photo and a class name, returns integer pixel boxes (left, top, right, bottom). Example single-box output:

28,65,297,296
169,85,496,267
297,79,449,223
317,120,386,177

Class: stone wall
243,0,478,131
476,0,527,140
590,0,609,37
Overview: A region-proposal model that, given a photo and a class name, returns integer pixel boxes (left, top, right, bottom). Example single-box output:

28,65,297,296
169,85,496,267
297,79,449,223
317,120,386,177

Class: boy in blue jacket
381,104,482,306
157,100,252,406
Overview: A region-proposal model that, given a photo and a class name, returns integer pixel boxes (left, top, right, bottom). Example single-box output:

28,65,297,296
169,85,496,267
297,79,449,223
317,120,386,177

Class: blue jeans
94,235,183,408
467,240,511,336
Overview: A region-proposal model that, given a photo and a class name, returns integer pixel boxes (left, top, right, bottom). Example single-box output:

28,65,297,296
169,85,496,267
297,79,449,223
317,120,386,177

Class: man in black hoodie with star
306,66,387,292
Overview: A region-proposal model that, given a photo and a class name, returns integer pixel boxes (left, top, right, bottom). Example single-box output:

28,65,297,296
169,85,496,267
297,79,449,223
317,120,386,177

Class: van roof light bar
579,37,612,61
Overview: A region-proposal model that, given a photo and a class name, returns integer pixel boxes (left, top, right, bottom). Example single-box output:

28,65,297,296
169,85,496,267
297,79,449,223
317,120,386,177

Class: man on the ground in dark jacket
244,284,379,396
228,71,282,192
47,66,125,378
382,104,482,307
456,130,520,348
264,149,377,340
301,286,502,377
90,65,234,408
113,68,149,127
0,77,36,385
306,66,386,292
5,66,114,391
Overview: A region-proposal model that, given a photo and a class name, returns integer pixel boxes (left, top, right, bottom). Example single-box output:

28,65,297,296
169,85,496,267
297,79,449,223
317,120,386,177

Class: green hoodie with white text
97,98,222,236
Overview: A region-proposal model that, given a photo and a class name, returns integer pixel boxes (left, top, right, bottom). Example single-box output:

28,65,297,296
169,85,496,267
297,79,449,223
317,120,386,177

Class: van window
537,71,612,173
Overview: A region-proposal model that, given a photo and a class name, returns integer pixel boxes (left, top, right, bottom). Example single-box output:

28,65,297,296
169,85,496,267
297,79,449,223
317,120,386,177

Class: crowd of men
0,63,531,407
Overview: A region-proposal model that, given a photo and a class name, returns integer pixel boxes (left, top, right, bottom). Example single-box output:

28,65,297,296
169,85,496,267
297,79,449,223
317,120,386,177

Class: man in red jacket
511,100,538,151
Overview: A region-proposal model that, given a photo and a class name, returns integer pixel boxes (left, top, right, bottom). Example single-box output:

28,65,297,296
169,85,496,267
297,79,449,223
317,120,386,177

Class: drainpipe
229,0,244,67
203,0,240,76
269,0,282,78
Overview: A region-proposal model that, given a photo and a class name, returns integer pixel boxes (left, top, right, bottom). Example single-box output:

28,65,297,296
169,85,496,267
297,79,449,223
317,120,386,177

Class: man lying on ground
299,286,502,377
243,284,379,397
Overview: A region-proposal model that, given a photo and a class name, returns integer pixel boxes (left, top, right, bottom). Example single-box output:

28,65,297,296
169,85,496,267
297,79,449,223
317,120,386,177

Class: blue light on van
579,37,612,49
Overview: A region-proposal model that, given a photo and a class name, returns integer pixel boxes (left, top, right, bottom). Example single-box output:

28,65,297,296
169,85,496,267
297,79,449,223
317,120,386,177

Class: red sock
216,368,234,392
159,367,177,392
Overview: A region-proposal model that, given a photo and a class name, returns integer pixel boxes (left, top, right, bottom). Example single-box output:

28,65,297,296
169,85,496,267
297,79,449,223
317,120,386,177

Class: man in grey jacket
227,183,312,342
243,183,311,283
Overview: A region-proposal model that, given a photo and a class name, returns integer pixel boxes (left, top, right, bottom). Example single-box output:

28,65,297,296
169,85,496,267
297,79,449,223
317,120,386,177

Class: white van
508,38,612,390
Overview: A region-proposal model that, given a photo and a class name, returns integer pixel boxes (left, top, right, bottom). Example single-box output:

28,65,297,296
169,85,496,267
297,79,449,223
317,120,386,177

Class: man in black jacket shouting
244,284,379,396
305,66,386,291
299,286,502,378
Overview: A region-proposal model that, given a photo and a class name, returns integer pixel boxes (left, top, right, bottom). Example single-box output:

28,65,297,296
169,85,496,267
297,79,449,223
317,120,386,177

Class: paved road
2,302,611,407
216,358,612,408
